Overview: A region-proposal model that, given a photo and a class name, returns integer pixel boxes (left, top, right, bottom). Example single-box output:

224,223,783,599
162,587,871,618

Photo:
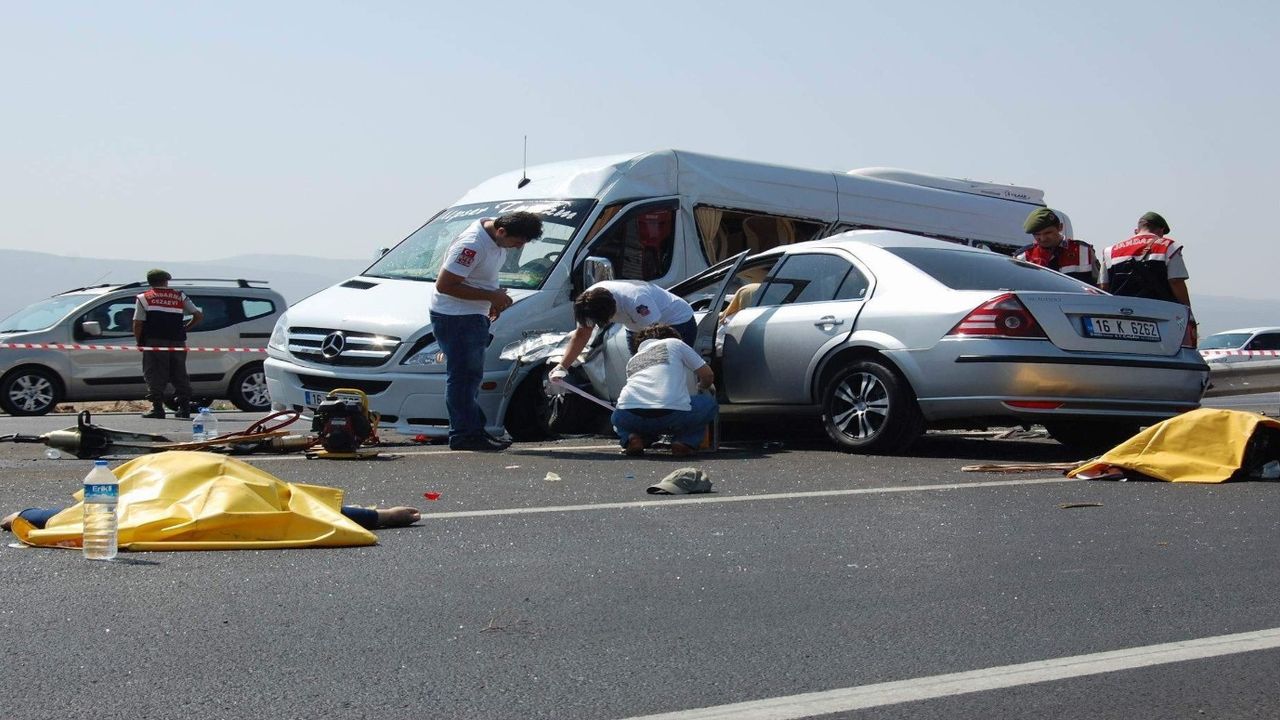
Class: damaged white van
264,149,1064,439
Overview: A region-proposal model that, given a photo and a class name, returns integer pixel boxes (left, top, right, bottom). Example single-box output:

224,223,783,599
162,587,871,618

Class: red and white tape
0,342,266,353
1201,349,1280,358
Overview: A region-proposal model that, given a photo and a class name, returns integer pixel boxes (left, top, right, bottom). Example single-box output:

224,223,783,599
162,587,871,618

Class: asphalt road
1,399,1278,719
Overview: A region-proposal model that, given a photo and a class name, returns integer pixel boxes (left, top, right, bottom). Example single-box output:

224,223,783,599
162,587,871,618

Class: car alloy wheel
2,368,60,416
830,371,889,440
821,359,923,454
228,364,272,412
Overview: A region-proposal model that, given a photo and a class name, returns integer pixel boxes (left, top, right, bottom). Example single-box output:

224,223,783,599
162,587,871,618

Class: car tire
1044,420,1140,456
1,366,62,416
504,366,557,442
228,363,272,412
820,360,924,454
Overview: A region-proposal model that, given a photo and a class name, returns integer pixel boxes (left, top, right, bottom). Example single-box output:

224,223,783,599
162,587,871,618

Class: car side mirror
81,321,103,337
375,247,390,259
581,256,615,288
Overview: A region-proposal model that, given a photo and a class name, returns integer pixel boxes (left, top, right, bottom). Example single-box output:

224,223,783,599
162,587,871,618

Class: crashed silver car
507,230,1209,454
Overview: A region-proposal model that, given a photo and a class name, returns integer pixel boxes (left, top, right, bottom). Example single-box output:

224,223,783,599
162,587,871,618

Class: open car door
667,251,750,363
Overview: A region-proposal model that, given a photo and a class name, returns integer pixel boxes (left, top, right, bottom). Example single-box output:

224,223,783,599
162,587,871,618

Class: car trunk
1016,292,1190,356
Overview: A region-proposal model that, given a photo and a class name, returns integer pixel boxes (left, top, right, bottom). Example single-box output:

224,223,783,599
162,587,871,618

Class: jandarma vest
137,287,188,344
1103,234,1182,302
1015,238,1097,284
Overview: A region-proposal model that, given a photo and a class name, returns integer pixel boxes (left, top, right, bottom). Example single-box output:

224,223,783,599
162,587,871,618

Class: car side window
242,299,275,320
78,299,138,337
755,254,856,307
1247,333,1280,351
187,296,237,332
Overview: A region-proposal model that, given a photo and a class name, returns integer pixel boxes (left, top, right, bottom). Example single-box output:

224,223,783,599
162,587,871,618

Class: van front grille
287,327,401,367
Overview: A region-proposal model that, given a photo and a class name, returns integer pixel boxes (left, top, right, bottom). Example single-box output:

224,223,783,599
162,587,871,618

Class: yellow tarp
13,451,377,550
1069,408,1280,484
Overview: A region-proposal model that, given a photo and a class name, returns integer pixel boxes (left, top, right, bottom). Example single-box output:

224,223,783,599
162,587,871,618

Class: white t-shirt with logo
587,280,694,331
617,338,707,412
431,219,508,316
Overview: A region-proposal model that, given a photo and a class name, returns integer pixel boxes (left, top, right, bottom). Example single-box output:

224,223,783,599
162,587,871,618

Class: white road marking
421,476,1081,519
244,442,619,461
618,627,1280,720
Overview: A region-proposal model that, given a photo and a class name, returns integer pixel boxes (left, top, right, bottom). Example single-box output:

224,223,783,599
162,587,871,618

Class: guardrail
1204,357,1280,398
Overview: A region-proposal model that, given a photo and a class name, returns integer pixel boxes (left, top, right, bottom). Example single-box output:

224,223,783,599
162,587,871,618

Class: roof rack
113,278,271,290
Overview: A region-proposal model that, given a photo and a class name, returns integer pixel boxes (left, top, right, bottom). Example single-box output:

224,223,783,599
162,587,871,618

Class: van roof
454,149,1050,251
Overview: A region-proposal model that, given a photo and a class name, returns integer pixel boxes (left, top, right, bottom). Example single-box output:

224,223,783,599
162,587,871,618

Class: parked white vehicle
264,149,1064,438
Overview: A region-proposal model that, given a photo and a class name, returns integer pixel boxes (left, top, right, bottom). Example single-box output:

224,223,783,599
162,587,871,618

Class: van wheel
504,367,556,441
1,366,62,416
820,360,923,454
228,364,272,412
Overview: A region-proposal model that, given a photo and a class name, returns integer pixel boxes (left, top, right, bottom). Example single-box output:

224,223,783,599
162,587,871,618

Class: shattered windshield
364,199,595,289
0,294,93,333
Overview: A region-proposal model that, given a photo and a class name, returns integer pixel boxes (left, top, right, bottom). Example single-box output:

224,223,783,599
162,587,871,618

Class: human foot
375,506,421,528
1,511,18,532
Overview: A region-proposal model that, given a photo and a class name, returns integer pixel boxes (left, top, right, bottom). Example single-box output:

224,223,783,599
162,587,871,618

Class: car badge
1120,308,1135,316
321,332,346,359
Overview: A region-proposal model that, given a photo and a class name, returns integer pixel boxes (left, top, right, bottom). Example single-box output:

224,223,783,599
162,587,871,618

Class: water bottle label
85,483,119,500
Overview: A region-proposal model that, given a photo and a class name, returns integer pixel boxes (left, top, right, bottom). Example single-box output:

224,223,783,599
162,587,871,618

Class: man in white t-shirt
611,324,717,457
430,211,543,451
549,280,696,385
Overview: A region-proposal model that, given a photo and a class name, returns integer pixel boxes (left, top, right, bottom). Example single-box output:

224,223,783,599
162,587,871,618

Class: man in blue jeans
431,211,543,451
611,324,718,457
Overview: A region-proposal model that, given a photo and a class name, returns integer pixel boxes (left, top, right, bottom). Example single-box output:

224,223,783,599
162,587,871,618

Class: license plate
303,390,328,408
1083,316,1160,342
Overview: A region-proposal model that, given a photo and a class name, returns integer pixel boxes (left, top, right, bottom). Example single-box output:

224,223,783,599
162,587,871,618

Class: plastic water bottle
82,460,118,561
192,407,217,442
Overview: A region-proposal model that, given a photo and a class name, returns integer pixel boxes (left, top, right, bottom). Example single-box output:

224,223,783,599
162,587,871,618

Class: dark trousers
625,317,699,354
430,311,490,442
142,349,192,404
612,394,718,448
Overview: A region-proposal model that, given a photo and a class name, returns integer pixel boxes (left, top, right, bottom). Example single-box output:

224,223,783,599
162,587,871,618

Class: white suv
0,279,285,415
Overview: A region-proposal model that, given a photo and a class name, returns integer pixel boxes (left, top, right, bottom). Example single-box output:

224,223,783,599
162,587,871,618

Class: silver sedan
554,231,1209,454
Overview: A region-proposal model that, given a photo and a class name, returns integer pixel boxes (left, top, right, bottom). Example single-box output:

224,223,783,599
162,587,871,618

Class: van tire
504,367,556,442
228,363,272,412
820,360,923,454
1,366,63,416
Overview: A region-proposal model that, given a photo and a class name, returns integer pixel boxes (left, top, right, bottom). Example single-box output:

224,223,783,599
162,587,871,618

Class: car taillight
947,293,1047,339
1182,319,1197,349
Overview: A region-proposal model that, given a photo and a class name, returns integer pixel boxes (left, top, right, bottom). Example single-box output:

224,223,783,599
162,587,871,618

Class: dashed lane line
617,627,1280,719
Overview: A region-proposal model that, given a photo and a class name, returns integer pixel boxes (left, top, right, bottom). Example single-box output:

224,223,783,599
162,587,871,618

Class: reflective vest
1015,238,1097,285
1103,233,1182,302
137,287,188,344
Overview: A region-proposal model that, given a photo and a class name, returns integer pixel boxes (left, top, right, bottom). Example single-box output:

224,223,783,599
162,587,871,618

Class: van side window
695,206,825,264
587,201,677,281
78,300,138,338
187,296,236,332
242,299,275,320
755,254,856,307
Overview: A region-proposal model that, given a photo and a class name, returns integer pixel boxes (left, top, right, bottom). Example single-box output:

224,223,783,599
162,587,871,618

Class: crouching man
612,324,717,457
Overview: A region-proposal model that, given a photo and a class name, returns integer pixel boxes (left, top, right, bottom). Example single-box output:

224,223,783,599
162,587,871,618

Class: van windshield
0,294,94,333
364,199,595,289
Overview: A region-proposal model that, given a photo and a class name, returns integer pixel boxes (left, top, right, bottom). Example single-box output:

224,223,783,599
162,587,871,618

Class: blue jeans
430,311,490,443
626,317,698,354
612,394,718,448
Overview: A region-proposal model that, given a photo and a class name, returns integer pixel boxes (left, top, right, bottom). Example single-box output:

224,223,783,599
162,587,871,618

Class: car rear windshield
886,247,1091,292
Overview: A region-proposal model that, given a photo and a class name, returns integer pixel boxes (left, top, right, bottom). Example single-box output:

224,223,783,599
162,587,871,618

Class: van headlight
268,317,288,350
499,332,569,363
400,334,445,367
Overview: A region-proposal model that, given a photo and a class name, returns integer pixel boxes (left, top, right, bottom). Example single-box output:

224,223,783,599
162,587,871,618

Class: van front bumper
263,357,511,437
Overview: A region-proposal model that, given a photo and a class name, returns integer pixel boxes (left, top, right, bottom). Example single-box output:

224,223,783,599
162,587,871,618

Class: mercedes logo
320,332,346,359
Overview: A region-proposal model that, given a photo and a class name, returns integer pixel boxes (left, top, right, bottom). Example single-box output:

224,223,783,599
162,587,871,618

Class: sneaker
449,435,510,452
671,442,696,457
622,436,646,456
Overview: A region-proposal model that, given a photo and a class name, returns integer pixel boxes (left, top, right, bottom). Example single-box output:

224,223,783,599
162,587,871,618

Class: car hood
284,277,537,336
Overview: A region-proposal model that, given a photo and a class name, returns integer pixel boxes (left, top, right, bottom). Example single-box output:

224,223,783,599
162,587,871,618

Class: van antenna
517,135,531,189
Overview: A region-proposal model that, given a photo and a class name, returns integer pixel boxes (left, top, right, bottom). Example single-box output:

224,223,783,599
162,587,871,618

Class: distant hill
0,249,370,319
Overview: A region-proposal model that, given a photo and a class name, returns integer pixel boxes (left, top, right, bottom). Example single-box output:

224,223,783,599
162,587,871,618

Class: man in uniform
1099,211,1195,339
132,269,203,419
1017,208,1098,285
431,210,544,451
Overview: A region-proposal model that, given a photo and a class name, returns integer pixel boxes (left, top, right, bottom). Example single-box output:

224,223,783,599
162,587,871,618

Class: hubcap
241,371,270,408
9,374,54,412
830,372,890,439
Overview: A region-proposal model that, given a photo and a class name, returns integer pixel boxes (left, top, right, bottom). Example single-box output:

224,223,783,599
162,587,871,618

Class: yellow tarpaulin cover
1069,408,1280,484
14,451,377,550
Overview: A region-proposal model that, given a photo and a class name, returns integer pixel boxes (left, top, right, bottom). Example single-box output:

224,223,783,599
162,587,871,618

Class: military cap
1139,211,1170,234
1023,208,1062,234
146,268,172,284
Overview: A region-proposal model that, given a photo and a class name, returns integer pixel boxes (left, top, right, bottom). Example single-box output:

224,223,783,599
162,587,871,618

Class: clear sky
2,1,1276,299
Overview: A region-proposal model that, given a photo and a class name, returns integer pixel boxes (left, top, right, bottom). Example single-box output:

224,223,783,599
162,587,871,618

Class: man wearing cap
1016,208,1098,285
132,269,203,420
431,210,544,452
1099,212,1194,335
